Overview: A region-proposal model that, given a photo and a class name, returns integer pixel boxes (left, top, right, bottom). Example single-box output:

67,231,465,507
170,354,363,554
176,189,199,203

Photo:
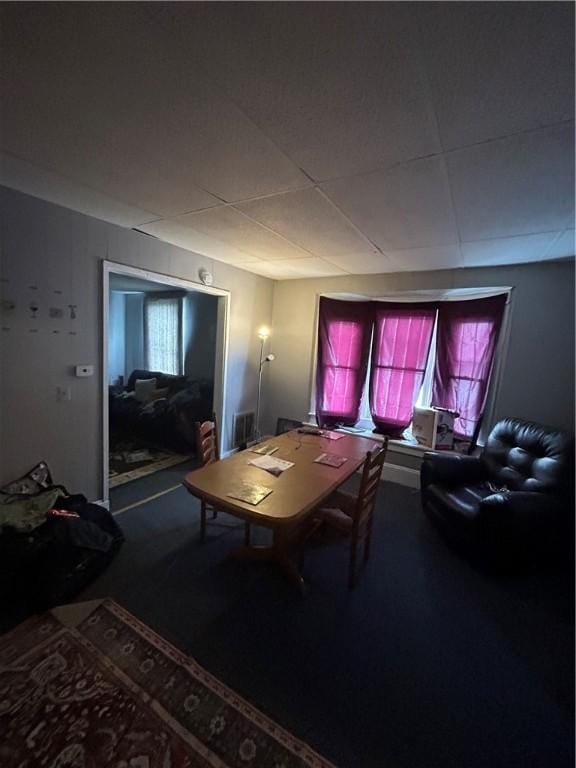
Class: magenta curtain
369,303,437,437
432,294,507,440
316,297,373,428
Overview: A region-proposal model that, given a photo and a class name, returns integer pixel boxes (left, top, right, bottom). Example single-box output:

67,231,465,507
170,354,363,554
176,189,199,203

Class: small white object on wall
75,365,94,377
199,268,213,286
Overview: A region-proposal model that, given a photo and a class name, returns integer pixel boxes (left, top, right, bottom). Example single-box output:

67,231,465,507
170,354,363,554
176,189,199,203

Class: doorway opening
102,262,229,504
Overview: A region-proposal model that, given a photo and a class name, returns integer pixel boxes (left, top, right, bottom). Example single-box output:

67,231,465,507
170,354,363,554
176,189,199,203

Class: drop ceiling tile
235,188,377,258
321,155,459,252
387,245,463,272
137,219,262,265
448,124,575,242
0,3,307,209
176,207,312,261
323,251,395,275
461,232,561,268
543,230,575,261
417,3,575,150
154,3,441,181
82,160,221,219
238,258,347,280
0,153,157,228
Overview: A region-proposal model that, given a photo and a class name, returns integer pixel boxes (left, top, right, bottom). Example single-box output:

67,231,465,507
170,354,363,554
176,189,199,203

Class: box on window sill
412,407,458,451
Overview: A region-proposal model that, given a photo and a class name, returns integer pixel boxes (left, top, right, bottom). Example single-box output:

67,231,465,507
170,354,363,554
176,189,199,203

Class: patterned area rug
0,599,335,768
109,450,191,488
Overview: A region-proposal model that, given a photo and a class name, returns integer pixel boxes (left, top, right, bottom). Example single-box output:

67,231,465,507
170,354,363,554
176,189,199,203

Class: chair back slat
195,416,219,467
353,440,388,527
362,473,381,499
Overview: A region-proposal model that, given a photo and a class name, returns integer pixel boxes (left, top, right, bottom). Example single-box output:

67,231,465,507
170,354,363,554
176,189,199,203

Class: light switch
57,386,71,401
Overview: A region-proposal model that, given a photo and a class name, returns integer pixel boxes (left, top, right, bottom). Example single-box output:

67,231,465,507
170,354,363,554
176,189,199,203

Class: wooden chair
316,440,388,588
195,417,219,467
194,416,251,544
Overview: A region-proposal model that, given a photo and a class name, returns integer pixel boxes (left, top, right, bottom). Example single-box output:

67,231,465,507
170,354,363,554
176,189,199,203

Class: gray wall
264,260,575,440
183,292,218,381
0,186,274,499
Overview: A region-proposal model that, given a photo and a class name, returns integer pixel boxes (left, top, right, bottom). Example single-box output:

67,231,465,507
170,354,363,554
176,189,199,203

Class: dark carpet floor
79,472,574,768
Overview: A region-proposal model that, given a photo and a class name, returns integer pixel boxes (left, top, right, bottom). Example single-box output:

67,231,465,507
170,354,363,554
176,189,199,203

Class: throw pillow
150,386,170,401
134,378,157,403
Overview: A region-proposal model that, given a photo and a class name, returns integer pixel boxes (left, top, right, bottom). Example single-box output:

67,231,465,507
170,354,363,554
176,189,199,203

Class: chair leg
200,501,207,542
212,508,218,520
244,522,251,546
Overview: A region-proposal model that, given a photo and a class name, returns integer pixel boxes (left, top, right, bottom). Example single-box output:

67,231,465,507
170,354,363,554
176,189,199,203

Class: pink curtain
432,294,507,440
370,303,437,437
316,297,373,428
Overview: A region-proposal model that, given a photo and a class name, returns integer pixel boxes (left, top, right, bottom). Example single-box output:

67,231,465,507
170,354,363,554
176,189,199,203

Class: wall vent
232,411,255,448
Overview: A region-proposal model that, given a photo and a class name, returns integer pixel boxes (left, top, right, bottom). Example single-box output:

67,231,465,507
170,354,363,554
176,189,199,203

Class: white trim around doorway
102,261,230,505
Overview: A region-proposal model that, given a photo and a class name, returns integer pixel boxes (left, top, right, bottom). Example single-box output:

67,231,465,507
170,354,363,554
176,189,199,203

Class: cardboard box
434,408,456,450
412,407,457,450
412,407,437,448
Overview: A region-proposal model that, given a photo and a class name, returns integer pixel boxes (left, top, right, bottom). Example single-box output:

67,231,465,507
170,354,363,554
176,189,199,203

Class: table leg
227,524,308,594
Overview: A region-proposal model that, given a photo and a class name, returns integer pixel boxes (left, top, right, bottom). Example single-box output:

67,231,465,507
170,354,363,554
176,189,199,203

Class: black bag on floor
26,495,125,610
0,465,124,614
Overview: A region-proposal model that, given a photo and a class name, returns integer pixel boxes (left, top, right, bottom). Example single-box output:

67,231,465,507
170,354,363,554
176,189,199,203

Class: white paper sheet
247,455,295,476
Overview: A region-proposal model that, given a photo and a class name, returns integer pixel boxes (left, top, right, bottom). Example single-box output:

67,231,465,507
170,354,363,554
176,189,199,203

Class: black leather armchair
421,418,574,559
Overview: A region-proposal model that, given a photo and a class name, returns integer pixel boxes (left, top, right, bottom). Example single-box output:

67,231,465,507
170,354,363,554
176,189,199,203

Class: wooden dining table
183,429,380,591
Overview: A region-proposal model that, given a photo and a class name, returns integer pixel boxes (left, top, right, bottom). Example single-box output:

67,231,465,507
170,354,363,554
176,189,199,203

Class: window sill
304,418,437,457
339,430,433,457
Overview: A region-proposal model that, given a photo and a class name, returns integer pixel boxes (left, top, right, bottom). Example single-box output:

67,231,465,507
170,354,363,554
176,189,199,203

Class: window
314,290,510,444
315,297,372,427
357,314,437,430
432,295,508,440
144,297,182,375
321,319,366,417
369,304,437,437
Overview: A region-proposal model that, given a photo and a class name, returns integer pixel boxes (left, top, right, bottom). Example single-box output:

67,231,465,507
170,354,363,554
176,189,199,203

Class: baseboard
92,499,110,510
382,462,420,489
221,447,239,459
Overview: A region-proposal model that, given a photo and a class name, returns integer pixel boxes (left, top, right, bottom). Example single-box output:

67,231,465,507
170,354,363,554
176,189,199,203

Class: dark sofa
109,369,213,453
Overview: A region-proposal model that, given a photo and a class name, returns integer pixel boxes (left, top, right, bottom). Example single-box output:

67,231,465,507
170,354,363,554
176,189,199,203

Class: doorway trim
102,260,230,504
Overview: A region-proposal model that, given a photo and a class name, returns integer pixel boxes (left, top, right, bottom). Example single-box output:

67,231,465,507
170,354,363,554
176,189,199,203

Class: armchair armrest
421,452,486,489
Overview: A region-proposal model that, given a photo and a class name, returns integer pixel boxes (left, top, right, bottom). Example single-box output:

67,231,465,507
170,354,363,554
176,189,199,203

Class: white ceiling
0,2,574,279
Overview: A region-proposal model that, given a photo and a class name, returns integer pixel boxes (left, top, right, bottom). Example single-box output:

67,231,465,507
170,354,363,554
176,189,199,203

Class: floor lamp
255,326,275,442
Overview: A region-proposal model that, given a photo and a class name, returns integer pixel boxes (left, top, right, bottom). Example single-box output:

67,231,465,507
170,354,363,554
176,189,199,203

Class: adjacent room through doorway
106,270,219,491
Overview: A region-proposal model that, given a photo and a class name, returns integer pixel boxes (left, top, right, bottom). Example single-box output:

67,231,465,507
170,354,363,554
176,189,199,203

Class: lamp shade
258,325,271,340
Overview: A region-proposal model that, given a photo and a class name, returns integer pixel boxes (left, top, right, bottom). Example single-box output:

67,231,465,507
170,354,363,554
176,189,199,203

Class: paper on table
314,452,348,468
250,444,279,455
322,431,345,441
248,455,294,476
227,482,273,505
